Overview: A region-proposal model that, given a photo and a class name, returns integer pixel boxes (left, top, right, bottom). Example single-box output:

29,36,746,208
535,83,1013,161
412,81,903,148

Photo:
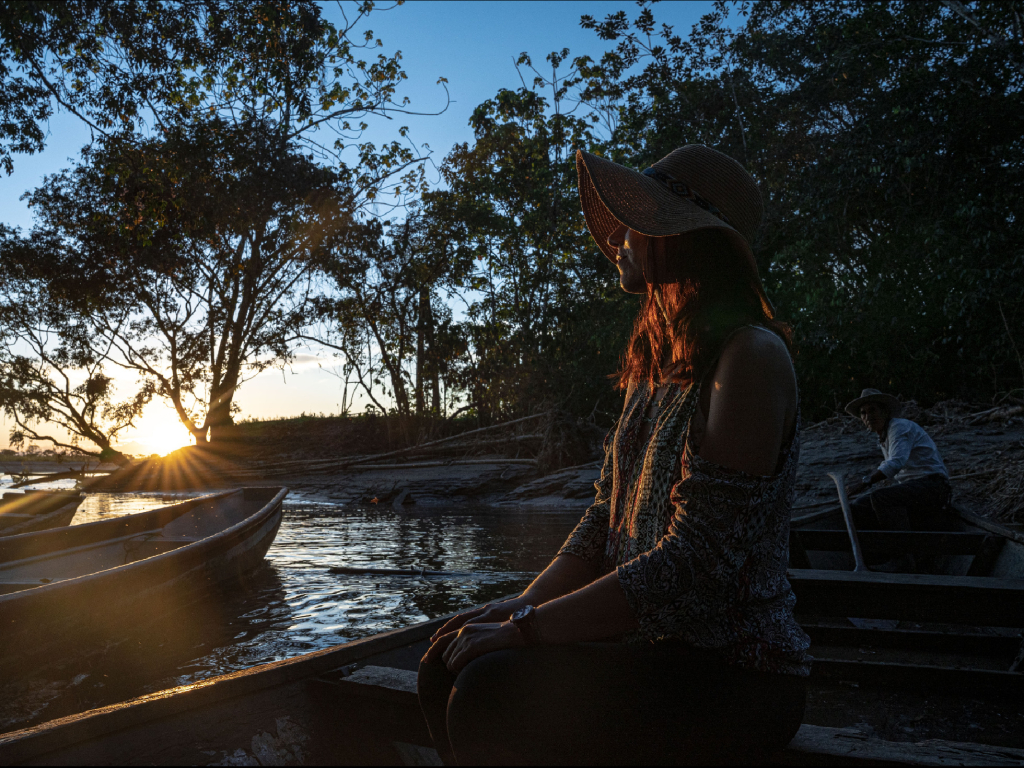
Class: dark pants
850,473,954,532
418,641,806,766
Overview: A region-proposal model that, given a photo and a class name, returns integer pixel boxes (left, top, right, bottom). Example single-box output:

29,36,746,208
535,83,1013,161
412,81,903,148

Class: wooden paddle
828,472,869,572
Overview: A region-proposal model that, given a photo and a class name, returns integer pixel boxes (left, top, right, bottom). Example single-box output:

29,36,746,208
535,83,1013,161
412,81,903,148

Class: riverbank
9,400,1021,523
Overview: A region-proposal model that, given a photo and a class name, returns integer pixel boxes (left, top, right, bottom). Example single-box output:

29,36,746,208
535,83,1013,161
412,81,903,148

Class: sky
0,0,714,454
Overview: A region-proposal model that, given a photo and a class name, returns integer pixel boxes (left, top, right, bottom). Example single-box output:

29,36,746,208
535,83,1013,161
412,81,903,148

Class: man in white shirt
844,389,953,531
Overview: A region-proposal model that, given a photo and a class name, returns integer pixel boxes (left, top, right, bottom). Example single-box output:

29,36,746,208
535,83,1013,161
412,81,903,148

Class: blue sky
1,1,714,452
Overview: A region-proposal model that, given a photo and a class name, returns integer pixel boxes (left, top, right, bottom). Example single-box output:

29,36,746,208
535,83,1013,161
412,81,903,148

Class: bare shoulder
699,326,797,475
716,326,795,386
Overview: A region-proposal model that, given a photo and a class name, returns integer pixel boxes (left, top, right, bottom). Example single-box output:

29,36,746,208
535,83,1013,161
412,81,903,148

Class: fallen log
339,459,537,471
4,468,117,489
968,405,1024,425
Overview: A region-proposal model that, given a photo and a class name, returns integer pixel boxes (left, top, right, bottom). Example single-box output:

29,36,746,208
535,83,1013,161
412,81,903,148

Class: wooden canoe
0,487,287,667
1,506,1022,765
0,491,84,536
0,597,1021,766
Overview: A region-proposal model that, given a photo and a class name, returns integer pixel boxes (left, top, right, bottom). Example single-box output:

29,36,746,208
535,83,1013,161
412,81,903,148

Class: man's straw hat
575,145,773,315
845,388,903,419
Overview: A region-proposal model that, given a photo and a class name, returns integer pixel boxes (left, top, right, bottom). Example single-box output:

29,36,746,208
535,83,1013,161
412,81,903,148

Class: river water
0,482,579,733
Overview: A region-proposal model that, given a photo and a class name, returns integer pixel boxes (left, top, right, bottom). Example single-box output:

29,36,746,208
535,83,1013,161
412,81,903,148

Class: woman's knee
449,649,529,712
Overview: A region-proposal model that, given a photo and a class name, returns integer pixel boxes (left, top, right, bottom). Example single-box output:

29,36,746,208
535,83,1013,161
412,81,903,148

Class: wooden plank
810,658,1024,699
789,532,813,569
967,536,1008,577
803,624,1021,658
793,530,986,556
780,724,1024,766
0,616,446,765
958,510,1024,547
789,569,1024,626
791,507,840,527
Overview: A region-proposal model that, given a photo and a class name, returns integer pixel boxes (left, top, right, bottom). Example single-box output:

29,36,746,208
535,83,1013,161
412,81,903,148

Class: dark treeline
0,1,1021,459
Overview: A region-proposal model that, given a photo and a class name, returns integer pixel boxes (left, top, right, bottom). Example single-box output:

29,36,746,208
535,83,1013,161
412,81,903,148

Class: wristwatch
510,604,541,644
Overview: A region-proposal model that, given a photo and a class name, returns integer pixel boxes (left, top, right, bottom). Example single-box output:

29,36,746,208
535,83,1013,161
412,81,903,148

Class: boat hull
0,493,84,536
0,487,286,667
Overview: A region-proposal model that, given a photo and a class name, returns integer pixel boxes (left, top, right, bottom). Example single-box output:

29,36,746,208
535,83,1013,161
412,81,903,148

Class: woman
418,145,810,765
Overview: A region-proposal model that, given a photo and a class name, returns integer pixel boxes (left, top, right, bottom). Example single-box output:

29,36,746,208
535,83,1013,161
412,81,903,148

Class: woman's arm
441,570,636,673
428,553,599,644
428,403,624,649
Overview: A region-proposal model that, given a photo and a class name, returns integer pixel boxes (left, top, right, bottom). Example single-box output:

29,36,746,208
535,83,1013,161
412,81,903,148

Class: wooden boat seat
790,569,1024,627
792,529,988,556
309,664,437,764
333,665,418,701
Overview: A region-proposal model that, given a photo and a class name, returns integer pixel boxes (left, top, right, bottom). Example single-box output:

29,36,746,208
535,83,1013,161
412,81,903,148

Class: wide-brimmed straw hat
845,389,903,419
576,145,773,314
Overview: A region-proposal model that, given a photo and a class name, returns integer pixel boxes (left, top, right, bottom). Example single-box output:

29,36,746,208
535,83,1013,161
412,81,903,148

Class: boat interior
788,507,1024,696
790,507,1024,578
0,489,266,596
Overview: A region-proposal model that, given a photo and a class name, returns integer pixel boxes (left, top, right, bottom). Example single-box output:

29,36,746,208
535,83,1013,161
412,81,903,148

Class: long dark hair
615,228,791,390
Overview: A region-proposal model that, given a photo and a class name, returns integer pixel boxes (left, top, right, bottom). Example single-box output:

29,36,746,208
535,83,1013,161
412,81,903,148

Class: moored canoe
0,487,287,668
0,492,84,536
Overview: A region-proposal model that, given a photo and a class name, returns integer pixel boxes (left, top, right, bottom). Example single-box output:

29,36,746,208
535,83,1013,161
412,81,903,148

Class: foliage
4,117,351,443
1,0,436,445
309,213,468,429
423,54,636,424
575,0,1024,416
0,259,149,460
0,1,435,187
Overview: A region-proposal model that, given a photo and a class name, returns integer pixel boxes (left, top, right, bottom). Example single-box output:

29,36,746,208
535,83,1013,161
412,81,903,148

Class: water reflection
0,493,577,733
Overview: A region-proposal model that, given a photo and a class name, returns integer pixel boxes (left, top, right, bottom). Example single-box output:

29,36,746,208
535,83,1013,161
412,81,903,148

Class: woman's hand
440,621,524,674
428,597,527,644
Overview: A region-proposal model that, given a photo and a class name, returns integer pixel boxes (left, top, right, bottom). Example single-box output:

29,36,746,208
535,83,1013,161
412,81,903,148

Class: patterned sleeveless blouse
558,369,811,676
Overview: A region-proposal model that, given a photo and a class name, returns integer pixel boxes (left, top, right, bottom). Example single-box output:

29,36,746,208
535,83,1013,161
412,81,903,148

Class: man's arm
877,419,912,479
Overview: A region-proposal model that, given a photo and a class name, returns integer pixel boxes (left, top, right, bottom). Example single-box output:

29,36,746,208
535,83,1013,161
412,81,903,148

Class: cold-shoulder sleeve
615,444,805,664
557,425,616,571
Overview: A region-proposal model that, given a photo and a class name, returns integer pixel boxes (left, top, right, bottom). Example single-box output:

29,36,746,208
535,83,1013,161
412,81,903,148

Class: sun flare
145,426,194,456
116,405,195,457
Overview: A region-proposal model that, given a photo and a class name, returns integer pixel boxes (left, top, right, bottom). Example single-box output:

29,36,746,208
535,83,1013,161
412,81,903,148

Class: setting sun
116,405,195,457
144,426,194,456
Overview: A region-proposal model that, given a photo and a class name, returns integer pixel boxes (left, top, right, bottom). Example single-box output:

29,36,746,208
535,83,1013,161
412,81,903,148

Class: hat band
641,167,732,226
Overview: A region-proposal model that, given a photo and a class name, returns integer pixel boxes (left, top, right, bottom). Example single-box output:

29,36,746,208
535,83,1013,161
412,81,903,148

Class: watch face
511,606,531,622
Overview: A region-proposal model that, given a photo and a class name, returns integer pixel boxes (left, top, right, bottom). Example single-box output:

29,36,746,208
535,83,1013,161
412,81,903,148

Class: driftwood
968,404,1024,425
328,564,534,578
5,469,97,489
